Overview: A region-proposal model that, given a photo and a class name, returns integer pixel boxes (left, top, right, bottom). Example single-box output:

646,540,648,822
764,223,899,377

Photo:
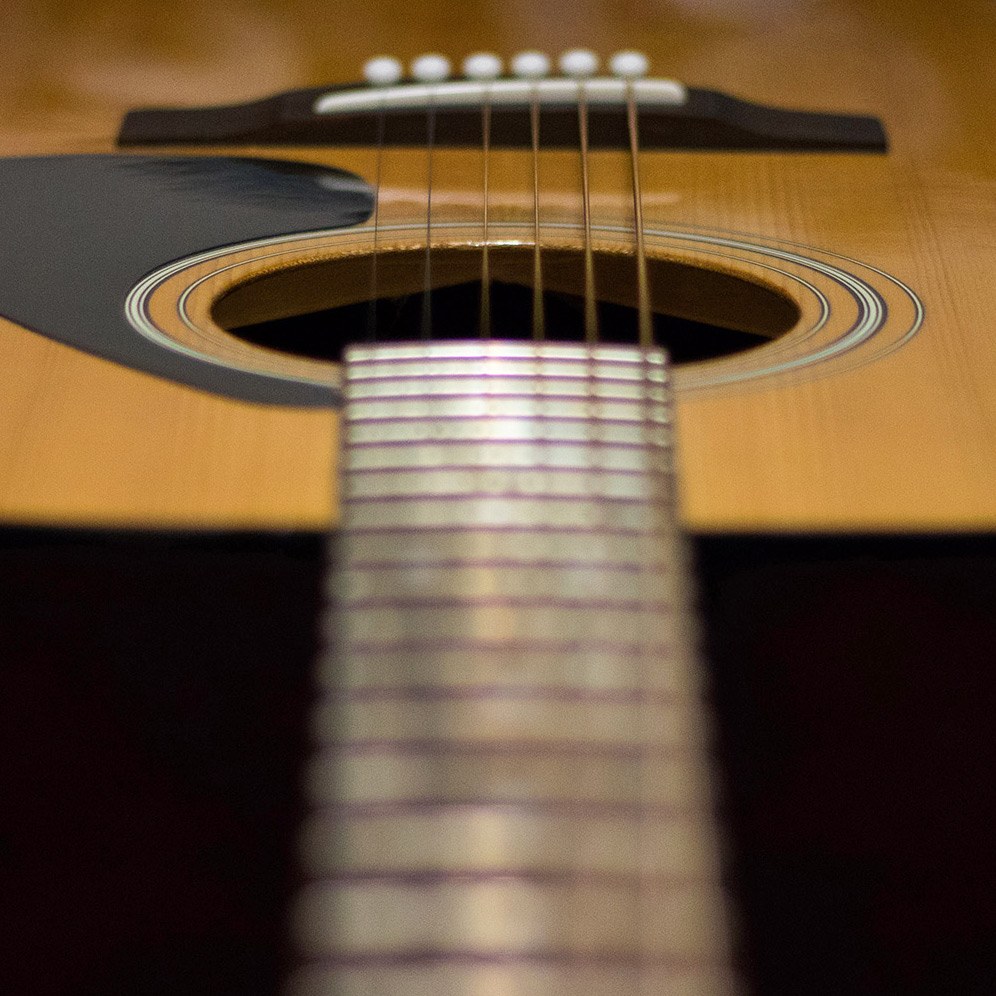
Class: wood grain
0,0,993,533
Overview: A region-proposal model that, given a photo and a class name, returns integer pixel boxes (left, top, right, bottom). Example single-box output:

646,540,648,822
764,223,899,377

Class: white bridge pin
510,51,551,79
462,52,504,80
609,50,650,79
411,53,452,82
558,48,600,78
362,56,403,86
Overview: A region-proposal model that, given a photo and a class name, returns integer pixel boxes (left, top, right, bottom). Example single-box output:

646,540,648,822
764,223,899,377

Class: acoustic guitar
2,2,994,993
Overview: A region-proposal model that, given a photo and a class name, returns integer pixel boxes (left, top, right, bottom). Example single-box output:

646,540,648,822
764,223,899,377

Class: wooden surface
0,0,994,533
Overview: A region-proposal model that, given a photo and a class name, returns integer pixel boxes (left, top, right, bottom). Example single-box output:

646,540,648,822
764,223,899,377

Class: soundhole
212,246,800,363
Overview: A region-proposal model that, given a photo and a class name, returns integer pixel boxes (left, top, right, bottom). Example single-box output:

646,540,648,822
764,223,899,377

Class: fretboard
287,341,740,995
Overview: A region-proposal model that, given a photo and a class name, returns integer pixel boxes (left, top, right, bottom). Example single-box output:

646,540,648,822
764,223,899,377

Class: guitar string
480,81,492,339
625,80,653,348
530,82,545,341
421,88,437,340
366,71,643,350
365,95,387,343
577,77,598,343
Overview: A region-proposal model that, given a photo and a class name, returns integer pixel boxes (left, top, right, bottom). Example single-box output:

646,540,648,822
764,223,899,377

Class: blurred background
0,0,992,169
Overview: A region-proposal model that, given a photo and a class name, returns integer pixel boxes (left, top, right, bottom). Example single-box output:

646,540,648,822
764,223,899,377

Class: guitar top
0,0,993,534
2,5,996,996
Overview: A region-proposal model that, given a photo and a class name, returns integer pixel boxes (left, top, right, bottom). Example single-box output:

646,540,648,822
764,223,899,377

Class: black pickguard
0,155,373,407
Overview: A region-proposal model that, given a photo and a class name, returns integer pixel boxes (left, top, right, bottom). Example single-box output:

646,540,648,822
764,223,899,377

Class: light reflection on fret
293,879,729,957
287,964,737,996
346,440,659,471
315,644,699,698
338,561,668,601
308,696,709,749
347,374,668,400
347,417,671,446
345,465,658,499
346,394,670,422
289,343,739,995
298,807,721,878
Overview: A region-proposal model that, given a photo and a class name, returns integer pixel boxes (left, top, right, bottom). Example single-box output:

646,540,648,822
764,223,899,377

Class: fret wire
291,343,741,993
578,80,599,344
626,81,653,349
288,342,743,994
530,84,545,341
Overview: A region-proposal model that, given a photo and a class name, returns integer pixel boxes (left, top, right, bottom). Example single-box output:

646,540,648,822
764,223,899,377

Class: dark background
2,529,993,994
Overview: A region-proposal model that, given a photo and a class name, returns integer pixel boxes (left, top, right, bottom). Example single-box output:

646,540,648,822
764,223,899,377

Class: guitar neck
288,341,740,993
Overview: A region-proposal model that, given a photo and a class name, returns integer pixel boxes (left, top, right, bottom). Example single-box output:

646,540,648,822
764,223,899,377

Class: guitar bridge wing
118,80,887,153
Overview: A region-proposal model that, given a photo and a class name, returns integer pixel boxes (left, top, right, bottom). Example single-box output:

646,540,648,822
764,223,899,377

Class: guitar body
0,1,993,533
2,2,994,993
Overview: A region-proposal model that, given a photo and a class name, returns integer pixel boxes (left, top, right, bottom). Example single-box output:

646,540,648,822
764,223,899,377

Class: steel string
421,89,437,340
480,83,492,339
365,96,387,343
626,81,653,348
530,83,546,340
577,78,598,343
